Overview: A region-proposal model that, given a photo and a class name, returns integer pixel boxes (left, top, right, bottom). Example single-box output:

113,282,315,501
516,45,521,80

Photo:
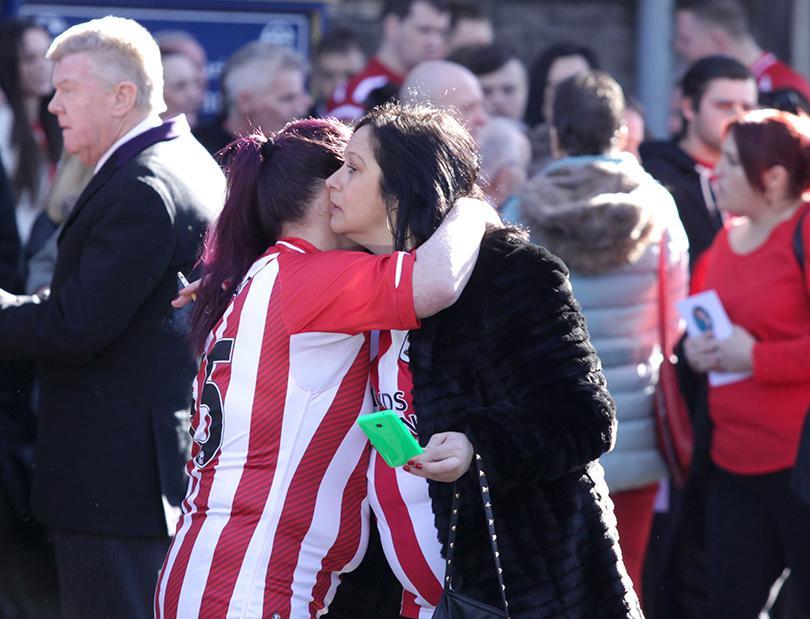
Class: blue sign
16,1,331,117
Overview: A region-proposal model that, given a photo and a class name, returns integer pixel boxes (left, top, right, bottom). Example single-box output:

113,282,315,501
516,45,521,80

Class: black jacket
0,121,224,537
409,230,642,618
0,157,20,291
640,139,723,270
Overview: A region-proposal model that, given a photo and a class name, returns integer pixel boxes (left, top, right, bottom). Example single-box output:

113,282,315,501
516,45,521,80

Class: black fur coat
409,229,643,618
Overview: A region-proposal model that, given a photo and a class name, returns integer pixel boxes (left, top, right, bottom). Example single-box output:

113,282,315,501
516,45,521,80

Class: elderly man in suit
0,16,224,619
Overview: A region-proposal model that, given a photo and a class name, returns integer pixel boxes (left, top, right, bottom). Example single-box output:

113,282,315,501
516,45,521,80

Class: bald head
400,60,488,140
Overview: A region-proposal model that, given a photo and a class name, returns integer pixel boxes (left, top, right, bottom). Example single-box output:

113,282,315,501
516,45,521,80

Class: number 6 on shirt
357,410,424,467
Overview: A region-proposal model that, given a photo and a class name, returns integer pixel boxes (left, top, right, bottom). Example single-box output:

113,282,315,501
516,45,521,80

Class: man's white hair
47,16,165,113
222,42,306,111
479,117,530,181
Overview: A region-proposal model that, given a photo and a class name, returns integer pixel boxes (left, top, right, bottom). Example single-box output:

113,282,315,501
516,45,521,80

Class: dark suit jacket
0,158,20,291
0,117,224,537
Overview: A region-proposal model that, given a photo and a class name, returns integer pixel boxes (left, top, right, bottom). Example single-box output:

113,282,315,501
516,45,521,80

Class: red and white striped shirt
368,329,445,618
155,238,417,619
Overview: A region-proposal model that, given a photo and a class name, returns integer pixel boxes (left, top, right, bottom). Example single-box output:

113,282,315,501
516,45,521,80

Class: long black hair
524,42,599,128
355,103,482,251
0,19,62,200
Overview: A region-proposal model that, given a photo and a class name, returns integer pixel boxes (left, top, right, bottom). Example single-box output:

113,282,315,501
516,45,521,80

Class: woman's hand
682,331,719,373
682,326,756,373
171,279,200,308
403,431,474,483
713,325,755,373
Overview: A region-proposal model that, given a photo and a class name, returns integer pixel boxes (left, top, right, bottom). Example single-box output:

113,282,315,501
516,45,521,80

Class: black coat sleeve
414,238,617,490
0,177,175,363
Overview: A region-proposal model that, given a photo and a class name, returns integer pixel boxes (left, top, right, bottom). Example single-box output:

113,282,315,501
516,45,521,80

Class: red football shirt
156,239,418,619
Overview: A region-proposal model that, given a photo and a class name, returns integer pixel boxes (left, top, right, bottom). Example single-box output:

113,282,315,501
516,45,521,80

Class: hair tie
260,137,276,161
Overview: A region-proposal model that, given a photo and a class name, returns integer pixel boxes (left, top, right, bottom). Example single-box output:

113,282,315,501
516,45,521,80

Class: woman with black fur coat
326,103,642,618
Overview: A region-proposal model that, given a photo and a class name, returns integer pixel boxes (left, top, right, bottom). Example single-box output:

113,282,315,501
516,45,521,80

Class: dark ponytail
189,118,350,352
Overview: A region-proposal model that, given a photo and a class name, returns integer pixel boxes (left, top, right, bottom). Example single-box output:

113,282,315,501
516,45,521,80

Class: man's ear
111,81,138,117
709,27,733,54
382,14,400,41
616,123,629,151
680,95,697,124
235,88,253,116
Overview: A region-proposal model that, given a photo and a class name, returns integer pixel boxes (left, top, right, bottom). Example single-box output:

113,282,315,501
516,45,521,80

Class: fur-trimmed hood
518,152,665,275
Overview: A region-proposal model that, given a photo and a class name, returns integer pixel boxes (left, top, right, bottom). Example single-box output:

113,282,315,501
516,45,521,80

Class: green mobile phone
357,410,424,468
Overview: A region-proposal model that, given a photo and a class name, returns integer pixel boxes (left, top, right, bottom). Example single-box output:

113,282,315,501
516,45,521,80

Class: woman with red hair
683,109,810,617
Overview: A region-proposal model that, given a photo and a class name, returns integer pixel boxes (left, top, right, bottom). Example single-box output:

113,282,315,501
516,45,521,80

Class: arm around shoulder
411,198,500,318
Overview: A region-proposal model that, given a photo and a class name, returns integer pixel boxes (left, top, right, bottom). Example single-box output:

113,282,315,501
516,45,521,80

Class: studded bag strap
444,453,510,616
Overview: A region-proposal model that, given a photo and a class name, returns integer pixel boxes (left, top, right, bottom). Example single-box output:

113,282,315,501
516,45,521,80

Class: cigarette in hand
176,271,197,302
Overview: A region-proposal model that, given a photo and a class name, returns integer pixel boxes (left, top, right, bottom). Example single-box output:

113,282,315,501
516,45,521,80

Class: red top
751,52,810,104
326,57,404,121
700,204,810,474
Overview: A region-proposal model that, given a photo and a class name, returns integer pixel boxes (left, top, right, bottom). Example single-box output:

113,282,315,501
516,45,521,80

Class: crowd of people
0,0,809,618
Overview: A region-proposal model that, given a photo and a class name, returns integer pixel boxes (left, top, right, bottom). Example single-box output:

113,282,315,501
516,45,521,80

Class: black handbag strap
444,453,510,617
794,204,809,281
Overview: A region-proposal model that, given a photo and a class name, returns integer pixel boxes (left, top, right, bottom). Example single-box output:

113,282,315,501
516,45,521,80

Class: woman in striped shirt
156,117,494,619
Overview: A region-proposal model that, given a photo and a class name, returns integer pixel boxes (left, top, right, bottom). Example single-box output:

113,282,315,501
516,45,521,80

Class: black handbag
432,454,510,619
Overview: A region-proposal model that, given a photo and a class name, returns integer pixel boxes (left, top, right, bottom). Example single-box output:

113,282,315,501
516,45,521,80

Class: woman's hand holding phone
404,431,474,483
